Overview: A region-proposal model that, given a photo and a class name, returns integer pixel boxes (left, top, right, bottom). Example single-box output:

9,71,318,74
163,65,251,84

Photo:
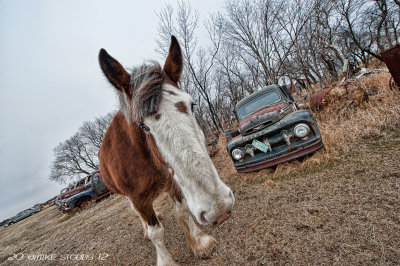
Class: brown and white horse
98,36,234,265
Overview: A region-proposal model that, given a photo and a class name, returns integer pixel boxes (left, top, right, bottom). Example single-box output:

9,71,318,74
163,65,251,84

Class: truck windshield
237,90,281,120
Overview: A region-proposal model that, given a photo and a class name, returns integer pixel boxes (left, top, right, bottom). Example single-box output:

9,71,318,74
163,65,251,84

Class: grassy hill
1,72,399,265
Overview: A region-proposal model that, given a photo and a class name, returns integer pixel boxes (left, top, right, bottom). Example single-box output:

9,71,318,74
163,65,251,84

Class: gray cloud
0,0,224,221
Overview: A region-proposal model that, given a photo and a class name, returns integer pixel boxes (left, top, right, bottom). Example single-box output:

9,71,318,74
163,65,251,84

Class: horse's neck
112,112,168,172
107,112,145,153
110,112,171,186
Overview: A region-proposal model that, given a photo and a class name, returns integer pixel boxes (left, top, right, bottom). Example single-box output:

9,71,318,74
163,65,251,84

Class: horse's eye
191,102,196,113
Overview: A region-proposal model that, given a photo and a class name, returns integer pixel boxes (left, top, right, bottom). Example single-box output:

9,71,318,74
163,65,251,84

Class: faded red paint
239,102,289,130
382,45,400,89
310,83,352,110
310,87,334,110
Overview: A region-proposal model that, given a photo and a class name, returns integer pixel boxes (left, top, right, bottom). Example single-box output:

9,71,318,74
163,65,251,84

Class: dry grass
1,72,399,265
315,72,400,156
224,72,400,180
1,128,399,265
208,72,400,181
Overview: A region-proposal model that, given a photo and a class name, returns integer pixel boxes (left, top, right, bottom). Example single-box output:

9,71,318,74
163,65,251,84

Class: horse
98,36,234,266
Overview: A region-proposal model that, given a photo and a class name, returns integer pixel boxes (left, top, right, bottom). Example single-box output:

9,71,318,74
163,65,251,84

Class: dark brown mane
130,62,163,122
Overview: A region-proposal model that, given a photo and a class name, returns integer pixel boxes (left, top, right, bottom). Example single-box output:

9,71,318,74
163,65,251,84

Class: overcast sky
0,0,225,221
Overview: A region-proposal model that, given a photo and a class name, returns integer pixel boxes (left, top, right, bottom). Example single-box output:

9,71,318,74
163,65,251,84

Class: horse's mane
119,61,163,123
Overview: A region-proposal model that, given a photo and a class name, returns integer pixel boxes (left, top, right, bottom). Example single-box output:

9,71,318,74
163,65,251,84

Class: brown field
1,73,399,265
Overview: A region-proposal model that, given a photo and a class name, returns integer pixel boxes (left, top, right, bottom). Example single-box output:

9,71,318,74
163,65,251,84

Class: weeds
313,73,400,154
212,72,400,182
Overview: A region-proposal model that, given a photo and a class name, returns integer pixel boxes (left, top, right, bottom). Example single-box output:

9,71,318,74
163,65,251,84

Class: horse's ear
99,49,131,95
163,36,183,84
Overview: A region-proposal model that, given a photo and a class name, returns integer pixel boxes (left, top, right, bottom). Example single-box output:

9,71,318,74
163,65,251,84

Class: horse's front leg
128,196,179,266
173,199,217,259
148,220,179,266
127,197,150,239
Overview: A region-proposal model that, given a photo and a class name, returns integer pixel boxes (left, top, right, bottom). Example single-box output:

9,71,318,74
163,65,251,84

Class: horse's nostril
200,211,208,224
229,190,235,205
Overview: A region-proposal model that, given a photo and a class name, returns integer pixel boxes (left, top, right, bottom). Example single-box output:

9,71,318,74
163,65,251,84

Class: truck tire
76,197,93,209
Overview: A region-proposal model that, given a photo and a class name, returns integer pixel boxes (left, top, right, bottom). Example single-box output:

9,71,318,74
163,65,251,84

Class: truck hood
239,102,291,135
228,109,317,154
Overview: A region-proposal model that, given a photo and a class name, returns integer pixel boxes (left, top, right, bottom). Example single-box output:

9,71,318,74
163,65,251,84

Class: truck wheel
77,198,93,209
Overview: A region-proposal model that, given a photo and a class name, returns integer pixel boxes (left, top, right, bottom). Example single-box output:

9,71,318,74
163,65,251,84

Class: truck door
92,173,107,194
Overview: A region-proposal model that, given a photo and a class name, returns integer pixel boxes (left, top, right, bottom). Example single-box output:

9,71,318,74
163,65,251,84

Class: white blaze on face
144,84,234,225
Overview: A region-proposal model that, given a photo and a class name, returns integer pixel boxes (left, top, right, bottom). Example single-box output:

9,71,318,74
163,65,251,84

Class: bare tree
154,0,399,134
337,0,400,62
156,1,224,131
50,112,114,184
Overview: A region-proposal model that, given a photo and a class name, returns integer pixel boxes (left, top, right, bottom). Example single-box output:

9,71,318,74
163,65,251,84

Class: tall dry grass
213,72,400,179
271,72,400,177
314,72,400,156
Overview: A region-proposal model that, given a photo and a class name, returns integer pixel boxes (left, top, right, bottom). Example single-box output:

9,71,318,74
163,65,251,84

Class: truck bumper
61,207,72,212
235,139,324,173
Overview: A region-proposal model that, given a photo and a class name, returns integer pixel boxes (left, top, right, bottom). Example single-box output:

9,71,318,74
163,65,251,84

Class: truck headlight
232,148,244,160
293,123,310,138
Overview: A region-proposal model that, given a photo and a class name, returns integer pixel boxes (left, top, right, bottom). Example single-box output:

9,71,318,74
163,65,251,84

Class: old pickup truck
5,205,42,226
55,171,110,212
225,84,324,173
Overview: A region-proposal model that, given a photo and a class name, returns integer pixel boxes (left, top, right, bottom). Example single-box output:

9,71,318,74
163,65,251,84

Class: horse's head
99,36,234,226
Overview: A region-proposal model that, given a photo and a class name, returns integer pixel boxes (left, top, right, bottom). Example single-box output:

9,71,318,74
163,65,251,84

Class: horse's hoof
193,235,217,259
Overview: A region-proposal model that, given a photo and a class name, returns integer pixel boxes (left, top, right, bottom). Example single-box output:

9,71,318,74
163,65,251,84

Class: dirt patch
1,72,400,265
1,127,399,265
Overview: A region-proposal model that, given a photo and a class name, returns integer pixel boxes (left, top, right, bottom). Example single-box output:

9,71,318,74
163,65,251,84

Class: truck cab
226,85,324,173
